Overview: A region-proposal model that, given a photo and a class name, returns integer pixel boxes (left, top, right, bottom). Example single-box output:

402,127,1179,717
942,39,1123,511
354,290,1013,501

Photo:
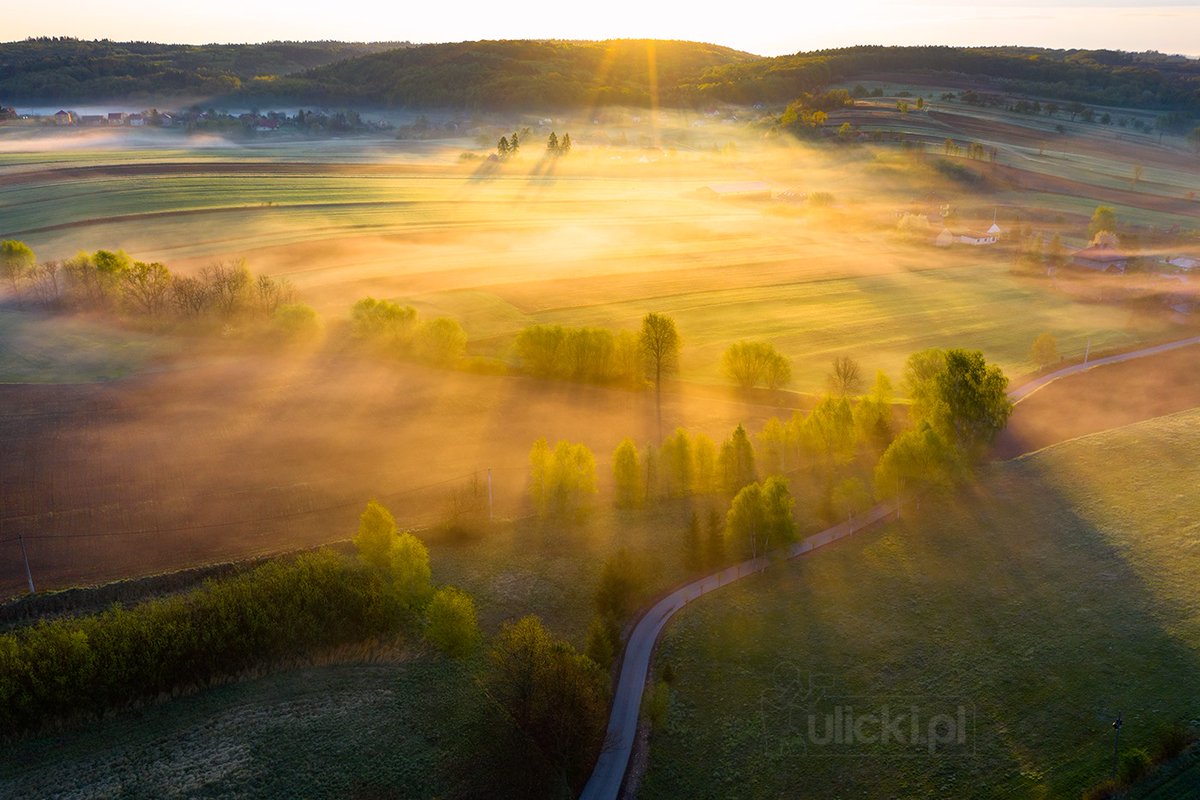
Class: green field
638,408,1200,798
3,119,1191,390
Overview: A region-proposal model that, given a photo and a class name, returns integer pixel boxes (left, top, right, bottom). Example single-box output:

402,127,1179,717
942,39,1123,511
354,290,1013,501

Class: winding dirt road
579,336,1200,800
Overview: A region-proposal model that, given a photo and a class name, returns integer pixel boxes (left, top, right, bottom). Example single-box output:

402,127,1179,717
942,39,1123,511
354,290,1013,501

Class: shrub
425,586,481,658
1118,747,1152,784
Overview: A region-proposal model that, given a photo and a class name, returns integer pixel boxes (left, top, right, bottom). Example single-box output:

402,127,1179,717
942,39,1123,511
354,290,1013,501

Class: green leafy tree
485,616,609,795
425,586,481,657
756,417,789,475
350,297,417,350
0,240,36,296
684,510,704,572
640,312,681,441
612,438,642,508
530,439,597,520
660,427,693,498
691,433,717,494
1089,205,1117,239
721,340,791,389
725,476,794,559
717,424,756,495
413,316,467,365
874,422,959,510
853,370,894,455
547,131,559,152
831,476,871,521
1030,333,1059,369
390,531,432,606
934,349,1013,456
272,303,323,343
355,500,398,571
122,260,172,316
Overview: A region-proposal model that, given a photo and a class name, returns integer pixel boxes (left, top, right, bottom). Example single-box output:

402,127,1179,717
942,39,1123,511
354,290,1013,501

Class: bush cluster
0,548,419,736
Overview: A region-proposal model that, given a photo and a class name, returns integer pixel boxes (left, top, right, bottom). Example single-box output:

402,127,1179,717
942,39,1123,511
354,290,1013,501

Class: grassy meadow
638,408,1200,799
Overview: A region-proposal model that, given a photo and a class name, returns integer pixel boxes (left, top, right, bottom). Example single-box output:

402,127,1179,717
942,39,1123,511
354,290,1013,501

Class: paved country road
578,335,1200,800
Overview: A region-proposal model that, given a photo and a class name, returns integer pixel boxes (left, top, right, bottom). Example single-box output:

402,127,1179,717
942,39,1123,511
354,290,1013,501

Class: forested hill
3,38,1198,113
689,46,1200,109
239,41,1200,111
235,39,757,108
0,39,410,102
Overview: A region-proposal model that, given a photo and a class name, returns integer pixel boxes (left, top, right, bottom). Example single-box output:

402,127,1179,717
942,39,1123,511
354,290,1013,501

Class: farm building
53,110,73,125
128,114,145,127
108,112,127,124
697,181,773,200
934,225,1000,247
1071,243,1131,273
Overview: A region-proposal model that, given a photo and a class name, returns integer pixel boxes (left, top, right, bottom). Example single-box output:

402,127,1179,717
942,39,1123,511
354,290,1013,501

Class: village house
128,113,145,127
79,114,105,126
1071,242,1131,273
934,221,1001,247
108,112,127,125
53,110,73,125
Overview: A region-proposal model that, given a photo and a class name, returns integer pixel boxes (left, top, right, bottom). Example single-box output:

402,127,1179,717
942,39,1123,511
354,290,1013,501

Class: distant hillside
0,38,410,103
234,39,756,109
4,39,1197,113
687,46,1200,110
241,42,1200,112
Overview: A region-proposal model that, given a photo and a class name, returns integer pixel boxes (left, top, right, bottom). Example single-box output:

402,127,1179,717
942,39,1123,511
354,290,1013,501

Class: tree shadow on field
644,451,1200,799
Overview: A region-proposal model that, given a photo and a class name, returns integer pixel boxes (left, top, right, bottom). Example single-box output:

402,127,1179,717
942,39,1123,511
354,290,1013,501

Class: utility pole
17,533,35,594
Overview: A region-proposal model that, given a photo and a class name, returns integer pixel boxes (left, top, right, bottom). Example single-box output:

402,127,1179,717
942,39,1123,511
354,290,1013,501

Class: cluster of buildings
49,110,158,127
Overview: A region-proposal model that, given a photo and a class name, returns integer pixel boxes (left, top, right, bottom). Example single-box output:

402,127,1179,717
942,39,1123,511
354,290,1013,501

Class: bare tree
827,355,864,396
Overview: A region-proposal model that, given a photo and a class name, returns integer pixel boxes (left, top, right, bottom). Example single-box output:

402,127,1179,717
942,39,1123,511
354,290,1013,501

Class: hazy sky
7,1,1200,57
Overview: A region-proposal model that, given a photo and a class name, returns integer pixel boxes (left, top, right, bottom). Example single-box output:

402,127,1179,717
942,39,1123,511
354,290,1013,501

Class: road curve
579,335,1200,800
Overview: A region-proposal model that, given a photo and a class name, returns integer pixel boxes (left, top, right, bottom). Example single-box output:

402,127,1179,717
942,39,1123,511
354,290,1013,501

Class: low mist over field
2,31,1200,800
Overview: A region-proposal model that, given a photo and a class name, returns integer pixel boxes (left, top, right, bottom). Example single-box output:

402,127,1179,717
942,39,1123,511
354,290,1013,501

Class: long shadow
637,444,1200,799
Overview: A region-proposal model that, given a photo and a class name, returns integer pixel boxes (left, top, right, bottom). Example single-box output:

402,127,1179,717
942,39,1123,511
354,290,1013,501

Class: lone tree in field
1030,333,1059,369
640,312,681,441
547,132,559,152
722,341,791,390
827,355,864,396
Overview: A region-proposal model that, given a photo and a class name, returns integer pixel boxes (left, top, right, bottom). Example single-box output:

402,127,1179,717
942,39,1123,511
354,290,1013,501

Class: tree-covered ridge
241,39,757,108
0,38,410,102
687,45,1200,109
3,39,1197,112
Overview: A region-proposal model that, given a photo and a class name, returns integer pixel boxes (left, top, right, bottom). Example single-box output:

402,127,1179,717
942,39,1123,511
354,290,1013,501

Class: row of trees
0,508,434,735
0,240,320,339
349,297,468,366
515,324,643,385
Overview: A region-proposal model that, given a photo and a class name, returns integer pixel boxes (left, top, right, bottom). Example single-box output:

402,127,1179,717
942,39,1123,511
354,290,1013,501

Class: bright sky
6,1,1200,57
